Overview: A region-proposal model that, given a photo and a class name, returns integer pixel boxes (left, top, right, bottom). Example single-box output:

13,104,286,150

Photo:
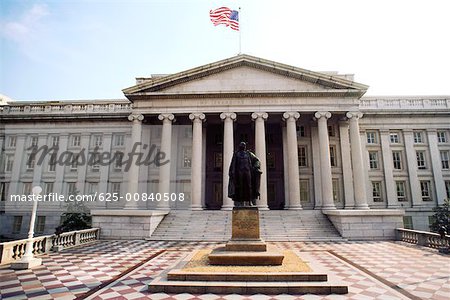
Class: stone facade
0,55,449,239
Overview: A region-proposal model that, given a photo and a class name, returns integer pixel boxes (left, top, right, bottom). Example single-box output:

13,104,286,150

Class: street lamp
11,186,43,269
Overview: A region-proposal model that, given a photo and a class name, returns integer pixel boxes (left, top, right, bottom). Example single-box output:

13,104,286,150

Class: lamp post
11,186,43,269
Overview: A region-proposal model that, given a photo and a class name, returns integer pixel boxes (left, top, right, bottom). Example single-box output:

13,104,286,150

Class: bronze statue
228,142,262,207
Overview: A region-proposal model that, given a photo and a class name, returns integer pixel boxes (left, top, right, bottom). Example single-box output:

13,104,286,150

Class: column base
287,205,303,210
11,257,42,270
221,204,234,211
321,205,336,210
354,204,370,209
191,205,203,211
257,205,269,210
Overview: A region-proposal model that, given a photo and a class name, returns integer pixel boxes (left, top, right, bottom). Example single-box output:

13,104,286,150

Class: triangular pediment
123,54,368,100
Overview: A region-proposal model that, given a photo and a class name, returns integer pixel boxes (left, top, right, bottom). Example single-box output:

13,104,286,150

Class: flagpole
238,7,242,54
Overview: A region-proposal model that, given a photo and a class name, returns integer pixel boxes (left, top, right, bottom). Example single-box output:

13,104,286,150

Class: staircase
148,210,343,241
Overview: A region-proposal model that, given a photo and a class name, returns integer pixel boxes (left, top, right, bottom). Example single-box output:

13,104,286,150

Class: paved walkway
0,240,449,299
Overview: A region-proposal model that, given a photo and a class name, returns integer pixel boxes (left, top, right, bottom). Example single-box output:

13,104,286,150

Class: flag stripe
210,7,239,31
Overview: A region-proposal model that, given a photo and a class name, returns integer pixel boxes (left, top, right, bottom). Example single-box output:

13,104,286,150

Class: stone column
339,121,355,209
53,135,68,198
31,134,47,188
380,130,397,208
124,114,144,209
403,130,422,207
251,112,269,210
427,129,446,205
346,112,369,209
311,126,323,208
283,112,302,210
314,111,335,210
189,113,205,210
157,113,175,210
220,112,236,210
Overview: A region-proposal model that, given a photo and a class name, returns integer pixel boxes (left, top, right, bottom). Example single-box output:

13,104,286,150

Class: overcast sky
1,0,449,101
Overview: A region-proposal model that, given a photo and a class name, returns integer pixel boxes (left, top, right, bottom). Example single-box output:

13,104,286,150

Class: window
332,179,340,203
297,125,305,137
5,155,14,172
266,152,275,169
413,131,424,143
87,182,98,195
298,146,307,167
113,158,122,171
392,151,402,170
329,146,336,167
72,135,81,147
420,181,432,201
390,132,400,144
368,151,379,169
113,134,124,146
52,136,60,147
93,135,103,147
366,131,378,144
35,216,46,234
184,127,192,139
403,216,413,230
48,153,57,172
396,181,407,202
182,146,192,168
0,182,9,201
26,153,35,170
441,151,449,169
416,151,426,169
30,136,38,147
300,180,310,203
214,152,223,171
111,182,121,195
71,154,79,170
445,181,450,199
23,182,32,195
372,181,382,202
91,153,100,172
328,125,335,137
67,182,77,196
12,216,23,234
437,131,447,143
8,136,17,148
44,182,53,195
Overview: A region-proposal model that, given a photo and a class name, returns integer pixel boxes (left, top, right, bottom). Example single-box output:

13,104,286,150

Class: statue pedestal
209,207,284,266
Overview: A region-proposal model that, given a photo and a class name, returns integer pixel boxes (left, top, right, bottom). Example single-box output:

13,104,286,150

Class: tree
429,199,450,234
55,189,92,234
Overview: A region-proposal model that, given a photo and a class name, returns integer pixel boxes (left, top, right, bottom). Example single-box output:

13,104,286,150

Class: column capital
220,112,237,121
128,114,144,122
314,111,332,120
346,111,363,120
251,112,268,121
158,113,175,122
189,113,206,122
282,111,300,121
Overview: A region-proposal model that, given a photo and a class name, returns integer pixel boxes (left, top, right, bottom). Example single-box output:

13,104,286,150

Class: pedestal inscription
231,207,260,240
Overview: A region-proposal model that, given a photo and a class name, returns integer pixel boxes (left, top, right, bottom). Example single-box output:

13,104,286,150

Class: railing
360,97,450,111
396,228,450,249
0,228,99,265
1,102,132,115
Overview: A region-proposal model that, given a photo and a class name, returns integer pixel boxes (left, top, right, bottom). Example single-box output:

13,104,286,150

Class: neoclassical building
1,55,449,239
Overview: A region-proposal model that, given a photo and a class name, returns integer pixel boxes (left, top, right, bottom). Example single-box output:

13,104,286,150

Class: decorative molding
251,112,268,121
314,111,332,120
282,111,300,121
220,112,237,121
189,113,206,122
158,113,175,122
346,111,363,120
128,114,144,122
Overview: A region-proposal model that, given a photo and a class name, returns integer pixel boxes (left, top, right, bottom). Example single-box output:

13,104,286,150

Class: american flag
209,7,239,31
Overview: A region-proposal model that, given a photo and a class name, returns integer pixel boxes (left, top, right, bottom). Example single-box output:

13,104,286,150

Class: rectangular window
214,152,223,171
71,154,79,170
372,181,383,202
396,181,407,202
184,127,192,139
67,182,77,196
413,131,424,143
23,182,32,195
328,125,335,137
437,131,447,143
390,132,400,144
298,146,307,167
416,151,426,169
392,151,402,170
112,182,121,195
44,182,53,195
30,136,38,147
113,134,124,146
445,181,450,199
72,135,81,147
5,154,14,172
403,216,413,230
332,179,340,203
368,151,379,169
366,131,378,144
52,136,60,147
91,153,100,172
93,135,103,147
297,125,306,137
420,181,432,201
8,136,17,148
182,146,192,168
12,216,23,234
26,153,35,170
87,182,98,195
0,182,9,201
35,216,46,234
48,153,57,172
299,180,309,203
329,146,336,167
441,151,449,169
114,158,122,171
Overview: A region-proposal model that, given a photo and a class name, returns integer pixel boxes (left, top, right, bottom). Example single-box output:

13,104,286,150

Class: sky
1,0,450,101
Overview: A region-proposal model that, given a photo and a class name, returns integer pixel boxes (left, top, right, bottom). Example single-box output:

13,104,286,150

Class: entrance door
204,124,223,209
266,123,285,209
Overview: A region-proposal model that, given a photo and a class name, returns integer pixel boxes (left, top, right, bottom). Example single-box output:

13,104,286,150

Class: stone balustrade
360,97,450,110
396,228,450,249
0,228,99,265
0,102,132,115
